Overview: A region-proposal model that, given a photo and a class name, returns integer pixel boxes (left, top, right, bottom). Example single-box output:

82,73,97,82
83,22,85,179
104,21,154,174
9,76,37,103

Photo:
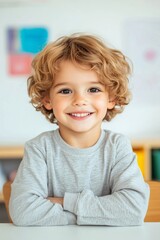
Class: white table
0,223,160,240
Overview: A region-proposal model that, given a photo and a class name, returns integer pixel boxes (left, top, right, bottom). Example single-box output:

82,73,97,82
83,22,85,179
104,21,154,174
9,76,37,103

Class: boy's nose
72,93,88,106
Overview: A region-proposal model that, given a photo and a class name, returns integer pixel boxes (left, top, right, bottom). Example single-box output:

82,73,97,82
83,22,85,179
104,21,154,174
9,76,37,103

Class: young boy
9,34,149,226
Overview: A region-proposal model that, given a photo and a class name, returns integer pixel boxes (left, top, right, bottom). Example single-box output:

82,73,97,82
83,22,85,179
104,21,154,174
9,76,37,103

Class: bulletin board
124,20,160,106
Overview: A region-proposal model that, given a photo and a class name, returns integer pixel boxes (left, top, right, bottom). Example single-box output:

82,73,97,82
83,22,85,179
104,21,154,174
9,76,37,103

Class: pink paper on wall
8,54,33,75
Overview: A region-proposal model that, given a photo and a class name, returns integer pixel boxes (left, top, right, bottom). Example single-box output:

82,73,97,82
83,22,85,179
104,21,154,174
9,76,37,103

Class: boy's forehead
52,60,106,86
53,65,101,86
55,61,97,78
58,60,91,70
53,60,106,85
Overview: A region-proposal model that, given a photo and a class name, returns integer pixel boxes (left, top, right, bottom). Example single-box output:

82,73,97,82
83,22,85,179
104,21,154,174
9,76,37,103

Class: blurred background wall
0,0,160,145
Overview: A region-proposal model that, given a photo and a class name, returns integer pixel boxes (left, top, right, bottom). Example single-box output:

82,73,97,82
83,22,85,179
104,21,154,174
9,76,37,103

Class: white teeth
70,113,90,117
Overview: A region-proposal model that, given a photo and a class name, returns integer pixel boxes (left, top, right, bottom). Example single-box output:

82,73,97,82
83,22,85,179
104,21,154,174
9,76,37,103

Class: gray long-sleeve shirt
9,129,149,226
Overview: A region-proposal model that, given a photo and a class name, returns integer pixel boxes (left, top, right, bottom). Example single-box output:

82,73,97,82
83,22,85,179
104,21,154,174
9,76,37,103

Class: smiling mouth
68,112,93,118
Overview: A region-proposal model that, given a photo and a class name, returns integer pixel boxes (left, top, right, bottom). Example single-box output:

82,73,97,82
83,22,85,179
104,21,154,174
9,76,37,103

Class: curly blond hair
28,33,131,123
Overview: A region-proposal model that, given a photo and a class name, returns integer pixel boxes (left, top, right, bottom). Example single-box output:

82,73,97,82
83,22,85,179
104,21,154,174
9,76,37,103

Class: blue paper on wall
20,27,48,54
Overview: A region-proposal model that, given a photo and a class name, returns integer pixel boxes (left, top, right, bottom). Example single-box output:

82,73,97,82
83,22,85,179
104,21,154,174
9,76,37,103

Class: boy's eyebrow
53,81,104,88
53,82,69,88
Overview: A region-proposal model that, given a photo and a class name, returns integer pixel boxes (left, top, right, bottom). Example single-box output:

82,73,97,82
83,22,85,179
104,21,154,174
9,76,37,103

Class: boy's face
44,61,115,142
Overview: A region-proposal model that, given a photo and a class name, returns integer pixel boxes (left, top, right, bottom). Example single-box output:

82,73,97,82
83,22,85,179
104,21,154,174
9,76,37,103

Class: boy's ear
42,96,52,110
107,99,115,109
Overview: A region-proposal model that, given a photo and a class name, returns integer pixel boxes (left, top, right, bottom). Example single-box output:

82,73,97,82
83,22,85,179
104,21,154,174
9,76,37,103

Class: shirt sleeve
63,135,150,226
9,142,76,226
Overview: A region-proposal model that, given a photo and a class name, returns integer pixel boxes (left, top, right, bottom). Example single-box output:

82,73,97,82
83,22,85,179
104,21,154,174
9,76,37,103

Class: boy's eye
88,88,101,93
58,89,72,94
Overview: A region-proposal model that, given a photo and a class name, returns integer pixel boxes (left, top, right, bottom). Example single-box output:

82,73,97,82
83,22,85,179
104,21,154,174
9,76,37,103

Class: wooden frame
0,146,24,202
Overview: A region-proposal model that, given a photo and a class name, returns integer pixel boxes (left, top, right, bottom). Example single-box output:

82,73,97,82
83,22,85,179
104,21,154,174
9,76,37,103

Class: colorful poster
7,27,48,76
124,21,160,106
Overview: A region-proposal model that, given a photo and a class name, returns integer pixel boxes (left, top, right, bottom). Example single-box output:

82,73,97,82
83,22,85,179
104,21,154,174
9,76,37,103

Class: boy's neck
58,127,102,149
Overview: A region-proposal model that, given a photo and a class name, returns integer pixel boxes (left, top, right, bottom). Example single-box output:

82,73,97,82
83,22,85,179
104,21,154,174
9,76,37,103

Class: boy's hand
47,197,64,206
